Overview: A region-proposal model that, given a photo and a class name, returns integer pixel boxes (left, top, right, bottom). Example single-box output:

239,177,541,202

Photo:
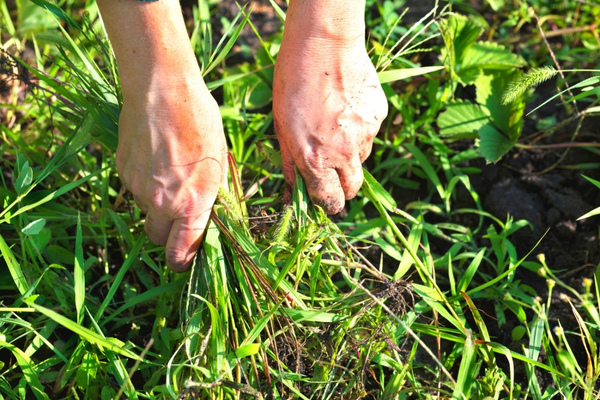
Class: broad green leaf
21,218,46,236
475,72,524,140
488,0,505,11
15,162,33,195
76,352,98,390
278,308,340,323
525,316,545,399
440,14,483,68
478,124,516,162
438,100,489,137
462,42,524,72
374,236,403,261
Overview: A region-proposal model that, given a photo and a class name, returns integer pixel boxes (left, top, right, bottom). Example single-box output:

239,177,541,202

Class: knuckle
302,150,325,173
148,187,167,211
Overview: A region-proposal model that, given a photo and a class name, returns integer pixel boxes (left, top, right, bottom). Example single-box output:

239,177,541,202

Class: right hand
116,81,227,272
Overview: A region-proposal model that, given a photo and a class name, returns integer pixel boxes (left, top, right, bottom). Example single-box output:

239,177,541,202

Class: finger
145,209,173,246
277,134,297,202
300,166,345,215
132,194,148,213
337,157,364,200
359,136,375,163
164,211,211,272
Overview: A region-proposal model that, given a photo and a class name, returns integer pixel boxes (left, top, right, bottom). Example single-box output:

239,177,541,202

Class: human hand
273,36,388,214
272,0,388,214
116,82,227,272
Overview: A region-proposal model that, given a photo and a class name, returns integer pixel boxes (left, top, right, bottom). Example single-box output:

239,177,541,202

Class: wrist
120,60,206,101
121,71,212,112
284,0,366,43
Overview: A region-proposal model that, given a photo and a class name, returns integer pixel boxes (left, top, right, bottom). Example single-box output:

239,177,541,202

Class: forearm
97,0,203,100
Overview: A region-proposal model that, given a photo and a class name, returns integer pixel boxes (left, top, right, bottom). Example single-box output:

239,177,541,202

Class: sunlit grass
1,0,600,399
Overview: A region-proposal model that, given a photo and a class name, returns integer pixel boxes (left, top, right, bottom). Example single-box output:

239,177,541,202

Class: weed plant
1,0,600,399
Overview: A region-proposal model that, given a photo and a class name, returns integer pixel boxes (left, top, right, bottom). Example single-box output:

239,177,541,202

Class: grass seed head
501,66,558,105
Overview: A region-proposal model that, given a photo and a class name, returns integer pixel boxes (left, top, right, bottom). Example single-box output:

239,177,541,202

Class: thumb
164,211,211,272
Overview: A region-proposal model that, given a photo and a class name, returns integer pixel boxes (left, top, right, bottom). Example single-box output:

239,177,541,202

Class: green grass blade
378,66,444,84
404,143,446,201
193,295,230,378
23,320,69,363
74,212,85,324
94,233,146,321
457,248,485,293
525,315,544,399
0,234,29,295
0,167,107,223
268,0,286,21
363,169,397,212
25,300,142,360
87,309,139,400
204,7,250,75
526,75,600,116
413,284,465,332
452,330,476,400
487,342,515,399
239,300,282,347
100,279,186,328
29,0,82,30
0,340,50,400
395,217,423,280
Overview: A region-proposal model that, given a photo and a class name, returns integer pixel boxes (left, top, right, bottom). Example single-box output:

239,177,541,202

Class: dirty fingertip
165,218,207,273
311,195,344,215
